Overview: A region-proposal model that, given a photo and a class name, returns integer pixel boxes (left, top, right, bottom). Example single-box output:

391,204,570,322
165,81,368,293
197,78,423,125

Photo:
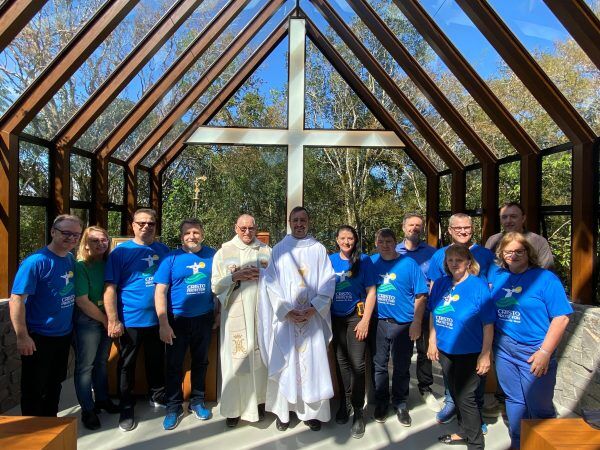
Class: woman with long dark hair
329,225,377,439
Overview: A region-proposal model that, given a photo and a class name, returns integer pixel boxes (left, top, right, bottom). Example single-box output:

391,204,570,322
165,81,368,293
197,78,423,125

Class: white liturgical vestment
212,235,271,422
258,234,336,422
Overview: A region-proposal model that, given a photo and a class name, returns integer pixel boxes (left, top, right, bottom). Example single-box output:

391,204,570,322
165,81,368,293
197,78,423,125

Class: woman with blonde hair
489,232,571,449
428,245,495,449
74,226,118,430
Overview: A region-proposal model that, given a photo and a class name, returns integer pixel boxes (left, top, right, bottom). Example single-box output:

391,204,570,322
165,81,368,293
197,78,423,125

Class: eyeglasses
503,249,526,257
89,238,109,245
237,226,256,233
53,227,82,239
450,226,472,232
134,221,156,228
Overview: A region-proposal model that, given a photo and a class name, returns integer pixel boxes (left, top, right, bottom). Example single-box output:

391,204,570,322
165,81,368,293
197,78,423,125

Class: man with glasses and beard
104,208,169,432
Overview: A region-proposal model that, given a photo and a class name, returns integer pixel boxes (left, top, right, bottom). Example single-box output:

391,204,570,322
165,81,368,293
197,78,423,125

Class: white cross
187,262,203,274
60,272,72,286
336,270,349,282
142,255,156,268
187,18,404,228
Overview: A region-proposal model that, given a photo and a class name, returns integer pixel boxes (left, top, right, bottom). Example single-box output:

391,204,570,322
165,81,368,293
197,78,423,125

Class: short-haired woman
489,232,571,449
428,245,495,449
74,226,118,429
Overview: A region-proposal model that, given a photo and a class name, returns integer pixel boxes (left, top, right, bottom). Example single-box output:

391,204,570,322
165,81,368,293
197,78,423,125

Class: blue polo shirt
427,243,495,283
488,266,572,347
396,240,436,280
154,247,216,317
371,254,428,323
105,240,170,327
429,274,495,355
329,253,377,317
11,247,76,336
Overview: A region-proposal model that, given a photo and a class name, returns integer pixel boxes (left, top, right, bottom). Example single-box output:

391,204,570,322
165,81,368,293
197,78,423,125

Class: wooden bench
0,416,76,450
521,418,600,449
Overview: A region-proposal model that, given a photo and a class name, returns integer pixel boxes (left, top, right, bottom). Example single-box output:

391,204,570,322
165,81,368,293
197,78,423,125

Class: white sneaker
422,391,442,412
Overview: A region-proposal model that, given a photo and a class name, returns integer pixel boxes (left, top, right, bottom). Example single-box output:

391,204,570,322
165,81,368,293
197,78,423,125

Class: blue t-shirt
154,247,216,318
11,247,76,336
371,254,428,323
105,240,170,327
329,253,377,317
488,266,572,347
429,274,495,355
427,243,495,283
396,240,436,281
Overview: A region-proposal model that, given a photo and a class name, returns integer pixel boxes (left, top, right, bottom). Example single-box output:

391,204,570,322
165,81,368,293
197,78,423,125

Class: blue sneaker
163,409,183,430
436,402,456,424
188,402,211,420
482,423,488,435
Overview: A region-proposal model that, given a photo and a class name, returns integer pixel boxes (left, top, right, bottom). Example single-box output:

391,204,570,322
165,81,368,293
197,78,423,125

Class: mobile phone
356,301,365,317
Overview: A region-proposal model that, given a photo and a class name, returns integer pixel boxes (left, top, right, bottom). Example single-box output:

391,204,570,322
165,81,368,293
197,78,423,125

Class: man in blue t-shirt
370,228,428,426
104,208,169,432
10,214,83,416
154,219,216,431
395,213,441,413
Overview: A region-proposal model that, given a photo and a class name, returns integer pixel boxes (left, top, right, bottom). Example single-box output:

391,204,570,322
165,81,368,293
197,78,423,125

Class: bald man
212,214,271,427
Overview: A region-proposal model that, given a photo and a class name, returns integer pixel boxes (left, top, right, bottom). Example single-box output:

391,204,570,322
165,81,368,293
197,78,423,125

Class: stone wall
0,299,21,412
555,303,600,413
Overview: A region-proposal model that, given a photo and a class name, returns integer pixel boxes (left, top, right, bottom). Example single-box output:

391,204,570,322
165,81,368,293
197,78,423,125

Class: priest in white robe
258,206,336,431
212,214,271,427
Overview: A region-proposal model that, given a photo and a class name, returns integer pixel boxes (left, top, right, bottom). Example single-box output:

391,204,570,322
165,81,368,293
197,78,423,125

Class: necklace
509,268,528,289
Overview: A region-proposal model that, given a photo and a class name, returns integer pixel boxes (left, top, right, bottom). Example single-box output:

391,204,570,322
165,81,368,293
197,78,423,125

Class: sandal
438,434,466,445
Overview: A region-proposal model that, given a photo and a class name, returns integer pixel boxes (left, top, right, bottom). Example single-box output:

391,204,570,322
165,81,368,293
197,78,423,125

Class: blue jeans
74,310,113,412
494,332,557,449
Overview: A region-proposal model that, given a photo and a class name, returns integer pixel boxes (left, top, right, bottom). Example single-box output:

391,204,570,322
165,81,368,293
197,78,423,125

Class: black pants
439,350,484,450
21,332,72,416
117,325,165,409
165,312,214,413
415,313,434,394
332,314,367,409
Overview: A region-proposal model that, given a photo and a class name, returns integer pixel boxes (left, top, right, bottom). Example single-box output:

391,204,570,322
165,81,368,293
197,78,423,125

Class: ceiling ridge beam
395,0,540,156
347,0,496,164
543,0,600,71
456,0,596,145
304,16,438,177
0,0,48,53
0,0,139,134
310,0,462,171
151,20,290,176
95,0,249,159
53,0,205,147
127,0,287,168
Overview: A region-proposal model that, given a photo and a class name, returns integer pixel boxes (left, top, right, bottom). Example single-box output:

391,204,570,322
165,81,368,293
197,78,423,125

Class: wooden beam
124,165,136,235
310,0,462,172
0,131,19,297
456,0,596,145
0,0,139,134
53,0,206,146
49,142,70,216
426,175,439,247
346,0,496,164
150,171,162,235
481,161,499,242
451,168,466,213
543,0,600,71
0,0,48,53
91,156,109,229
394,0,539,156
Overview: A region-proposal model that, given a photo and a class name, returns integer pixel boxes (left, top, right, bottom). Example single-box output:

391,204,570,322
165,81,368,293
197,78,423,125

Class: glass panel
19,205,47,261
466,168,482,210
70,153,91,201
416,0,567,148
108,163,124,205
585,0,600,20
0,1,106,116
304,147,426,253
541,150,571,206
488,0,600,136
439,173,451,211
542,214,571,290
439,215,450,246
498,160,520,206
161,144,287,249
19,141,49,197
471,215,482,244
70,208,89,227
108,210,122,237
137,169,150,207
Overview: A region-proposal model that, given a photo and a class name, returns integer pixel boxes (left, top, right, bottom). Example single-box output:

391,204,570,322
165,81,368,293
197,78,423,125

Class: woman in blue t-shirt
428,245,495,449
490,232,572,449
329,225,377,439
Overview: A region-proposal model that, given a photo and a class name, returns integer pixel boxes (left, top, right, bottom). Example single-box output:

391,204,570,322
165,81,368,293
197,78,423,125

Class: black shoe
94,399,119,414
149,390,166,408
226,417,240,428
276,417,289,431
119,407,135,432
438,434,466,445
335,403,351,424
396,408,411,427
258,403,266,421
304,419,321,431
82,410,101,430
374,404,387,423
351,409,365,439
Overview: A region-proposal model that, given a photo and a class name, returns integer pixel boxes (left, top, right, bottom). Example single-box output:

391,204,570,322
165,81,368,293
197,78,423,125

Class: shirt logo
495,286,521,308
59,270,74,296
185,261,207,284
434,292,459,314
335,270,352,291
377,272,396,293
142,254,160,275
